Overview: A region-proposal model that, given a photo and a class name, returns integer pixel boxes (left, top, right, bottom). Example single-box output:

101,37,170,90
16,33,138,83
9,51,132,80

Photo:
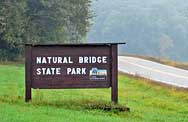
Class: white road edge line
118,66,188,88
119,59,188,80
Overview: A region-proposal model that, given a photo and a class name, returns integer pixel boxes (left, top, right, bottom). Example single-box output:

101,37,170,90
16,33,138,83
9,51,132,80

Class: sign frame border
25,43,125,103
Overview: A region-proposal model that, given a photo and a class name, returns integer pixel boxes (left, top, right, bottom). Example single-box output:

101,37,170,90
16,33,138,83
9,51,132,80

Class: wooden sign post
25,43,125,103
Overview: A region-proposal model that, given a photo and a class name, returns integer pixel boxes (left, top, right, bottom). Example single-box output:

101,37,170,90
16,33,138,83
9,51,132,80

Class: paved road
118,56,188,88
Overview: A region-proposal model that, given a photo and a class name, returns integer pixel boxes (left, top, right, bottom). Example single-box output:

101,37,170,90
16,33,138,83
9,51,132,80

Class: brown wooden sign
25,43,125,103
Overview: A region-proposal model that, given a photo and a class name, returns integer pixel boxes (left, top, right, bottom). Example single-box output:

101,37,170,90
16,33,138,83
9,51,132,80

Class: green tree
25,0,92,43
159,34,174,59
0,0,26,60
0,0,92,61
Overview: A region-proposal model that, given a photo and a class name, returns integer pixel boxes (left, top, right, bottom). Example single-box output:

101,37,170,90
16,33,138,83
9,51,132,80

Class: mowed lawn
0,64,188,122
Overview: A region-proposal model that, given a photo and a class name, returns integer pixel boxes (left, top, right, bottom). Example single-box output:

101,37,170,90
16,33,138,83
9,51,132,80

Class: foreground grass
0,64,188,122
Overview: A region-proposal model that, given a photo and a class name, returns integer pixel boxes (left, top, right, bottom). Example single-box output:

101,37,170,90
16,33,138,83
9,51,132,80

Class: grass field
0,64,188,122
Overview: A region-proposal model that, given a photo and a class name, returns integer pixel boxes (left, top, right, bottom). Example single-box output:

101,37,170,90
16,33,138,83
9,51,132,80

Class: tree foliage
88,0,188,62
0,0,92,61
159,34,174,58
0,0,26,60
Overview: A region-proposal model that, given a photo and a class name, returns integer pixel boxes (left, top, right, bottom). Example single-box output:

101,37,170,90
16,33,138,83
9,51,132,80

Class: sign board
25,43,125,103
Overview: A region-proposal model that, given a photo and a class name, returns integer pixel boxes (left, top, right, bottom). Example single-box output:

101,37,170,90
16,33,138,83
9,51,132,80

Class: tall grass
0,64,188,122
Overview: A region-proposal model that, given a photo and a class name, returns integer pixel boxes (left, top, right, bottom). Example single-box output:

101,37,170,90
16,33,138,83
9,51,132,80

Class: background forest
1,0,188,62
88,0,188,62
0,0,91,61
